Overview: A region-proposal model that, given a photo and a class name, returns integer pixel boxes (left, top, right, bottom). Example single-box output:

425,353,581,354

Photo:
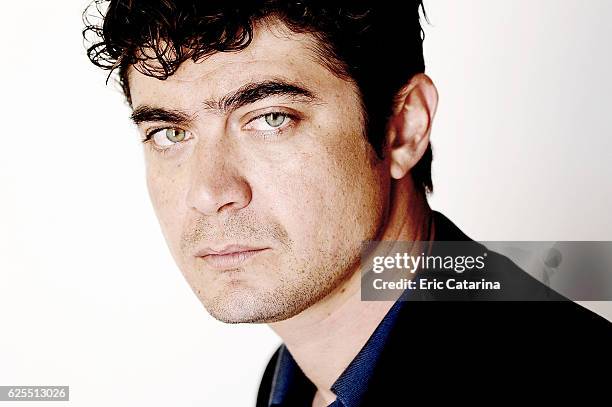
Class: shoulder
428,211,601,304
399,244,612,334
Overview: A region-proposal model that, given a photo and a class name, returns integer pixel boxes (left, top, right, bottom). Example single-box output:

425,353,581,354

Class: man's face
128,21,389,323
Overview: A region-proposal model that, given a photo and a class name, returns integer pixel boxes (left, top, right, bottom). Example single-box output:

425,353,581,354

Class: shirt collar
330,298,404,406
268,299,405,407
268,344,315,406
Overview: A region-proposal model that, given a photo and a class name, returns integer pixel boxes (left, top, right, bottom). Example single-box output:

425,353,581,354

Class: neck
268,179,433,404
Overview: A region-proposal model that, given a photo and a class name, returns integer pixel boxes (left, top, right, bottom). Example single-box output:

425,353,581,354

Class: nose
185,141,252,216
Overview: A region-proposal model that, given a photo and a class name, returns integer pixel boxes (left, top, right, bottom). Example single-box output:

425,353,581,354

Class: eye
246,112,292,131
146,128,191,148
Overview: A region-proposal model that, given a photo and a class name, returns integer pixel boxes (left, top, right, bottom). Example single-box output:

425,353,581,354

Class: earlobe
388,74,438,180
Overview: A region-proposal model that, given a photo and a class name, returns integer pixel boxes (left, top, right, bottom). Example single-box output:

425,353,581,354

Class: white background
0,1,610,406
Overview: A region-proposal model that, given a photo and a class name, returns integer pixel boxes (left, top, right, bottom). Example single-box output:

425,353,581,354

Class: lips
195,245,268,270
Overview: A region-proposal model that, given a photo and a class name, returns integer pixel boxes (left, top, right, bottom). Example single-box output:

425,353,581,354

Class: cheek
322,145,385,239
265,137,386,256
145,160,188,250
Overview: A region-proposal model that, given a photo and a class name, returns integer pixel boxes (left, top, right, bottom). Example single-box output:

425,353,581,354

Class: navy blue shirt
268,298,405,407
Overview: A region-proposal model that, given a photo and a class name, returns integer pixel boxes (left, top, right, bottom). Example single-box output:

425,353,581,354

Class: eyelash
142,129,167,142
141,129,186,156
245,111,299,140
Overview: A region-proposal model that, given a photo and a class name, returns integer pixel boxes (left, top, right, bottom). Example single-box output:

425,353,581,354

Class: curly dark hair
83,0,434,194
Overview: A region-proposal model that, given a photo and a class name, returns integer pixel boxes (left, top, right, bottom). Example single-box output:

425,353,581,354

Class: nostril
186,173,252,216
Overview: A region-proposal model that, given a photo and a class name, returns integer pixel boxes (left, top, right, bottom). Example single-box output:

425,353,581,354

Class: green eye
264,113,287,128
166,128,186,142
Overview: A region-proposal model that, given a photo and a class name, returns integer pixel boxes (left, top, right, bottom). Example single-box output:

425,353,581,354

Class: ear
387,73,438,180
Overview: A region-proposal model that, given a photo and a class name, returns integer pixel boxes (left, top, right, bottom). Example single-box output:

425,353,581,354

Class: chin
202,285,291,324
204,278,333,324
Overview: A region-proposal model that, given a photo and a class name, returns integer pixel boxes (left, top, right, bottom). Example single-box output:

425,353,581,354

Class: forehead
127,20,353,108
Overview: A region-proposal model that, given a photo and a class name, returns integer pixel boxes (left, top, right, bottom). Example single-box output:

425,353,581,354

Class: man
83,1,611,405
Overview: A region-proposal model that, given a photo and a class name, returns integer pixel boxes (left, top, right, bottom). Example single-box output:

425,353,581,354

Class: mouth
196,246,269,270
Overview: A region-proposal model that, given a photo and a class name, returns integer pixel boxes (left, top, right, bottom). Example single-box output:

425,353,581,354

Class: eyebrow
130,79,318,125
208,79,317,112
130,107,193,126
